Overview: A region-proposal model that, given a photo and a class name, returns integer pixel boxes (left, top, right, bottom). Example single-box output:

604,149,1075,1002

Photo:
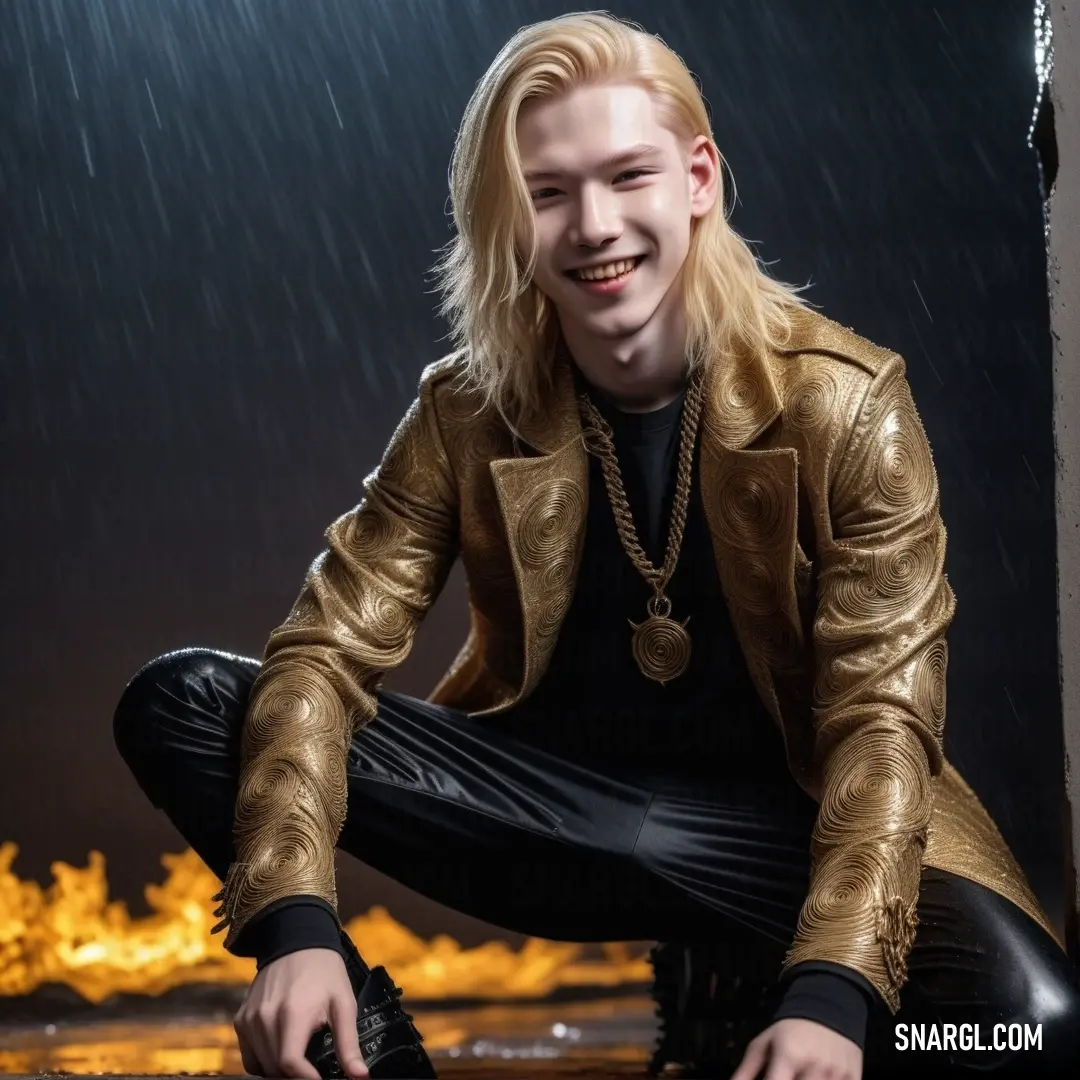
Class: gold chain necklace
578,371,705,685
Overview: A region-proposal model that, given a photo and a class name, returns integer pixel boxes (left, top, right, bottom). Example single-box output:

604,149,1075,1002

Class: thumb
328,991,368,1079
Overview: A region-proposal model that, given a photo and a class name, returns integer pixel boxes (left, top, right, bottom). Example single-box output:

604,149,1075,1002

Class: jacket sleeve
781,355,956,1013
211,371,459,949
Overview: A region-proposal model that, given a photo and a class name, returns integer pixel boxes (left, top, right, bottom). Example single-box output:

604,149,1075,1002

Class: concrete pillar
1045,0,1080,959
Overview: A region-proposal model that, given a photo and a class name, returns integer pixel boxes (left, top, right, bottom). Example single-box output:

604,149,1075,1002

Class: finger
328,992,368,1078
249,1008,282,1080
239,1047,265,1078
762,1056,797,1080
276,1015,323,1080
729,1039,769,1080
235,1027,267,1078
792,1064,850,1080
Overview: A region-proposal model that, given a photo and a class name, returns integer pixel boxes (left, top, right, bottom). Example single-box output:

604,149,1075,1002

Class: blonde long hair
429,10,812,428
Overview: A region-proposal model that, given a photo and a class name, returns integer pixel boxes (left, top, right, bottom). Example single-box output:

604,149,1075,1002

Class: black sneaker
647,941,777,1078
305,963,437,1079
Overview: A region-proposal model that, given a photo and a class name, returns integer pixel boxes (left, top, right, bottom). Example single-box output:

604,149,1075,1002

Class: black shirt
494,382,792,779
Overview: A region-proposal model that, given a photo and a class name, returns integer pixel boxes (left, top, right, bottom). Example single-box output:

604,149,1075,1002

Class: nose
568,184,622,249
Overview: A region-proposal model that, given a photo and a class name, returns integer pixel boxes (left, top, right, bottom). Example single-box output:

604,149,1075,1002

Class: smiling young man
113,11,1080,1080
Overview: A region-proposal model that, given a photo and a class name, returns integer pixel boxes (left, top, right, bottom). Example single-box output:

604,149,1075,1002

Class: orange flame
0,842,650,1004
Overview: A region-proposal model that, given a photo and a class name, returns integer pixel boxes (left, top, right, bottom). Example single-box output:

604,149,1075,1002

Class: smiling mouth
566,256,645,282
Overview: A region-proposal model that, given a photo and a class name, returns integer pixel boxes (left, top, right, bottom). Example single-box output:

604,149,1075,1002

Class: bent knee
113,646,258,765
1026,969,1080,1063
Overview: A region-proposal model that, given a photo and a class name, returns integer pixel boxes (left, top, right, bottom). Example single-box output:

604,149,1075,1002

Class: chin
585,306,658,341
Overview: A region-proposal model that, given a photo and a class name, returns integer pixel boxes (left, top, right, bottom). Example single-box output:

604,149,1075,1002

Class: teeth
576,258,638,281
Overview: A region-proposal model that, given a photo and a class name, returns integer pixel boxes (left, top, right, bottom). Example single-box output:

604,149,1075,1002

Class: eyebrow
522,142,665,183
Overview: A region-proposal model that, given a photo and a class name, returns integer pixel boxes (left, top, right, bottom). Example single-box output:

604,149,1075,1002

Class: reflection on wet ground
0,994,657,1077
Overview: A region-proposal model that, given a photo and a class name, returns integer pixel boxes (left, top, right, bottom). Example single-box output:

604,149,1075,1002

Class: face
516,82,718,345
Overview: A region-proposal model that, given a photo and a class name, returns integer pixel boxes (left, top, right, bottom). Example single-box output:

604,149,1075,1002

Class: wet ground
0,993,658,1077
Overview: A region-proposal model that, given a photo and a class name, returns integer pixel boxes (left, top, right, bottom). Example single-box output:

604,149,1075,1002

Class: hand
234,947,369,1079
729,1017,863,1080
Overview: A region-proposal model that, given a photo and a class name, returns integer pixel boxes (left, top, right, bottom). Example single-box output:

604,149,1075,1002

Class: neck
558,293,688,413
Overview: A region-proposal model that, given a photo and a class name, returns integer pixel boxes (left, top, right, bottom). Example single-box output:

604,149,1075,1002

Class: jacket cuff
228,894,344,970
773,962,880,1050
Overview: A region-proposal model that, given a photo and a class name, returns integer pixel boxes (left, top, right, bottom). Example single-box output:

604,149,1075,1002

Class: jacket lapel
489,354,588,700
698,338,807,720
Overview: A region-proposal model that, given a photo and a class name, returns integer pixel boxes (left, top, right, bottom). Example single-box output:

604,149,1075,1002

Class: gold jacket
213,308,1057,1012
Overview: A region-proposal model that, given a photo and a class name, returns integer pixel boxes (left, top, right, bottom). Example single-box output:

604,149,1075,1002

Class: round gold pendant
629,597,691,685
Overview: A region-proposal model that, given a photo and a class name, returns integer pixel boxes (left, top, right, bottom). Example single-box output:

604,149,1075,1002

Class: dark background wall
1,0,1065,947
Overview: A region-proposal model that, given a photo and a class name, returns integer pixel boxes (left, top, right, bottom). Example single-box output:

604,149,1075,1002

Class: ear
688,135,721,219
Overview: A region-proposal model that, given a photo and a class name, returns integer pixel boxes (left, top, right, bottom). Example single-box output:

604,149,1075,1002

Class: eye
530,187,560,202
615,169,651,183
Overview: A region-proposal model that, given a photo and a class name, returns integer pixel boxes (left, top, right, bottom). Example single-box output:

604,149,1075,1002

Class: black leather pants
114,647,1080,1074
